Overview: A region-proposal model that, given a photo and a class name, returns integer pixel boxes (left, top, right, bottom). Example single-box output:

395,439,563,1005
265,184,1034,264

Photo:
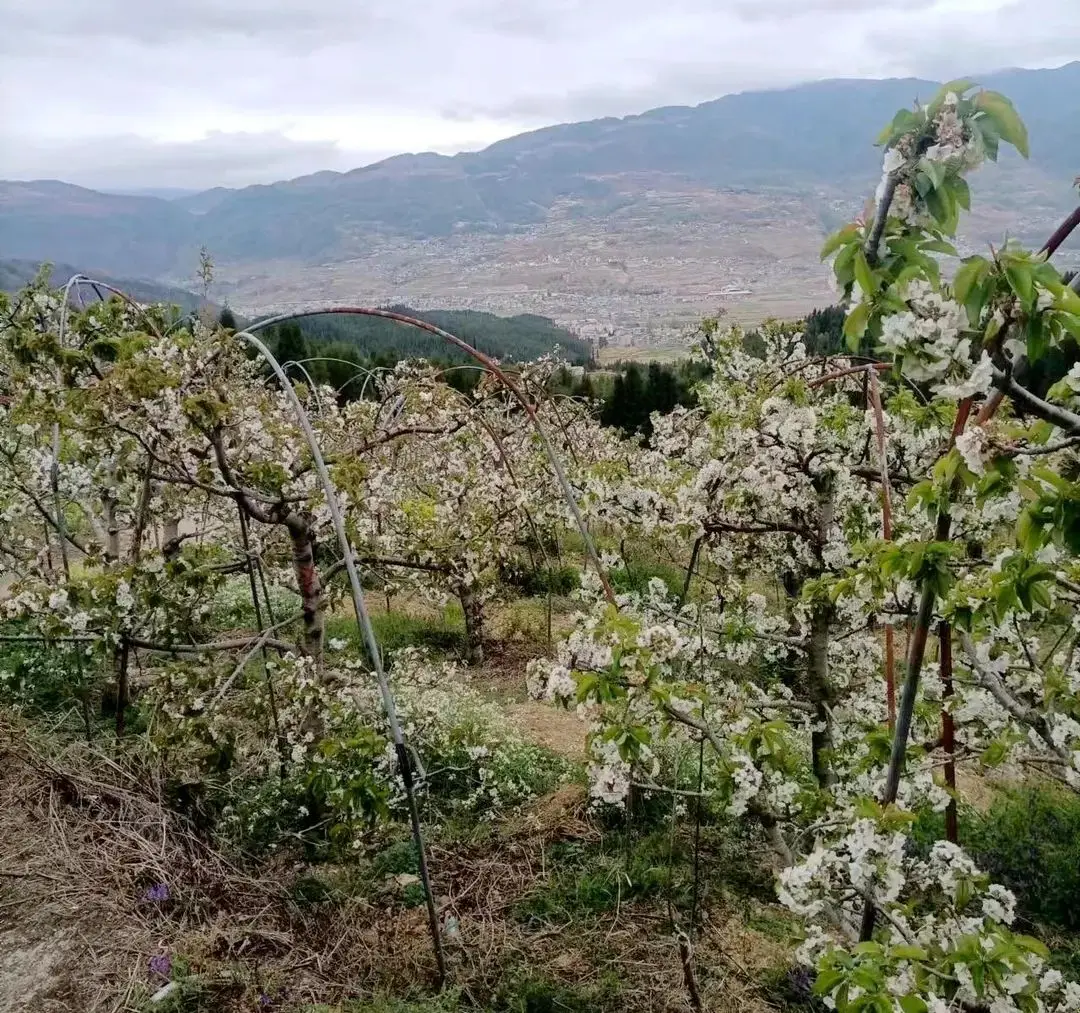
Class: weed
493,970,623,1013
500,561,581,597
759,964,827,1013
514,829,689,924
303,990,464,1012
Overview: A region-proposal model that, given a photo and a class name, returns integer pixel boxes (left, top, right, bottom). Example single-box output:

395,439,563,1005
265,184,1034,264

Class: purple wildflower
149,954,172,978
144,882,170,903
258,996,273,1008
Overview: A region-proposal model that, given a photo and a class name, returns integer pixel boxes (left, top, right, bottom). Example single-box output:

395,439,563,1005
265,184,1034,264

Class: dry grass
0,714,791,1013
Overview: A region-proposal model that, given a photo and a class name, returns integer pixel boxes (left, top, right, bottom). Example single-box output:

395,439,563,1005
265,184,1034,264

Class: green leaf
899,996,929,1013
814,970,846,997
892,945,929,962
1014,935,1050,959
977,116,1001,161
1005,264,1035,308
952,257,989,306
922,158,947,191
976,91,1030,158
921,238,959,256
878,108,921,147
854,250,877,298
844,303,871,348
953,176,971,210
1056,285,1080,315
821,226,857,261
981,738,1008,768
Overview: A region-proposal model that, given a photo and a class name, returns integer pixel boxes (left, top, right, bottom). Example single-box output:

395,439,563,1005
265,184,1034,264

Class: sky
0,0,1077,192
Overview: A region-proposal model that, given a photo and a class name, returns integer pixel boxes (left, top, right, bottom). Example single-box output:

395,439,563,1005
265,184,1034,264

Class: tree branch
991,369,1080,434
959,633,1066,759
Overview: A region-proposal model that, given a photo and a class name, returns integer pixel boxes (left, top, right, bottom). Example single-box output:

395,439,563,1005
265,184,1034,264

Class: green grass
608,559,686,598
324,608,466,662
514,813,773,928
492,970,623,1013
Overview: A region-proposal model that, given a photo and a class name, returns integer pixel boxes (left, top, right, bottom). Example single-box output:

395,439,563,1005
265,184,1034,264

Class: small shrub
333,990,463,1013
370,839,419,879
966,785,1080,931
514,830,687,924
759,965,828,1013
207,575,296,634
0,624,96,718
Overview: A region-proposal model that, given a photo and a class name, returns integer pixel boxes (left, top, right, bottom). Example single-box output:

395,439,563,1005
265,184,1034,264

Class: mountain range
2,63,1078,342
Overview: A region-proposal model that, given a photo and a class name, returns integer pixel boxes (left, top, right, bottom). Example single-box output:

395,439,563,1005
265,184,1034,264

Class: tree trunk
104,487,120,563
459,587,485,665
807,473,836,788
287,516,324,660
807,603,836,788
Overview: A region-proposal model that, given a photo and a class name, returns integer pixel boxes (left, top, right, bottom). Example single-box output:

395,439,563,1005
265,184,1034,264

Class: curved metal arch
54,276,448,979
243,306,614,603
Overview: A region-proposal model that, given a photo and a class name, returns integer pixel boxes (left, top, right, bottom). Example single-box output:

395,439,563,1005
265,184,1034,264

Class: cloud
0,0,1073,189
731,0,937,22
0,132,397,190
865,0,1080,76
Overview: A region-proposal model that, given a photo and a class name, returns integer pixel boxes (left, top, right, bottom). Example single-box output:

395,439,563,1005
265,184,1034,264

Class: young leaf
1005,264,1035,308
854,250,877,298
976,91,1030,158
844,303,871,348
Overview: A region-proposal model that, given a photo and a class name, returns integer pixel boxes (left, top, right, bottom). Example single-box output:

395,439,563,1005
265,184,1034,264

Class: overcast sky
0,0,1076,192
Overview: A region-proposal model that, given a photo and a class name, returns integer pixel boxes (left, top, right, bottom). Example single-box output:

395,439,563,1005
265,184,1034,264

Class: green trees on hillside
287,306,590,366
548,359,710,438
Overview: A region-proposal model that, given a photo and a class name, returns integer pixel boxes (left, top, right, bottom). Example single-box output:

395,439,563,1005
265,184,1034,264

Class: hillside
290,307,591,366
0,258,206,311
0,260,590,367
2,64,1076,281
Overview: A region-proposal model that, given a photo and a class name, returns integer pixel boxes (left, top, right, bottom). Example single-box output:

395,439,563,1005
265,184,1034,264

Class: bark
938,621,958,844
286,514,324,660
806,473,836,788
103,465,121,563
807,603,836,788
459,586,485,665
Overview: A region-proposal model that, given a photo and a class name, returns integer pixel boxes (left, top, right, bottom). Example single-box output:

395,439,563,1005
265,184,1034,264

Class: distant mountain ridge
1,63,1077,281
0,258,206,310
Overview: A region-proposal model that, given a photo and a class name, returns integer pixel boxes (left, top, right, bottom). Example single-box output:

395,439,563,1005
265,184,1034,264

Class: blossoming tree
530,81,1080,1013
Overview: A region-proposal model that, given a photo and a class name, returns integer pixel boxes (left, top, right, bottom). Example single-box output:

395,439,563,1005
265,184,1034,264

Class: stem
238,505,287,778
858,397,972,941
231,326,447,985
867,367,897,728
938,621,958,845
459,586,485,666
679,536,704,610
865,174,899,267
